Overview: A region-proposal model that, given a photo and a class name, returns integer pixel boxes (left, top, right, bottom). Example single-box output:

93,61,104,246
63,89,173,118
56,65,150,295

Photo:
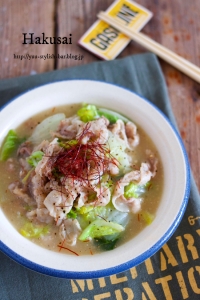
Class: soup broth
0,104,163,255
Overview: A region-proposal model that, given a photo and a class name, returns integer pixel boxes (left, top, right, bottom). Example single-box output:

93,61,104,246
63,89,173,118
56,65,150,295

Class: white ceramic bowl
0,80,190,279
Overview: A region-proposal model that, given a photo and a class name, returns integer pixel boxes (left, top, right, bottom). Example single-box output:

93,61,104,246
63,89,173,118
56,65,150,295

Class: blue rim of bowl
0,79,190,279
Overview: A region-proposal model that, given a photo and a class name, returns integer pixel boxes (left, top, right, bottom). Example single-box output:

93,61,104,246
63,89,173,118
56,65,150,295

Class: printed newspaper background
69,202,200,299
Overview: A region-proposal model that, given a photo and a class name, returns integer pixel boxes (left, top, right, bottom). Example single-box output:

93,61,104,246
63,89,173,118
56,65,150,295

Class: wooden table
0,0,200,192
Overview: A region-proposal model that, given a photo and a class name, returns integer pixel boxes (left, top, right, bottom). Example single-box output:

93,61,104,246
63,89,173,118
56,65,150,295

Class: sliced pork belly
59,219,82,245
112,161,156,213
109,119,139,150
55,115,84,140
77,117,109,144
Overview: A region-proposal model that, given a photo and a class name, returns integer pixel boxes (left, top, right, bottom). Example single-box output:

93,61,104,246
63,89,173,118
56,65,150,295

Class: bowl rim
0,79,190,279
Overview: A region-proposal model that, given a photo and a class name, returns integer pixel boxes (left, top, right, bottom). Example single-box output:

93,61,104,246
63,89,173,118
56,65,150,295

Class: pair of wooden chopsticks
97,12,200,83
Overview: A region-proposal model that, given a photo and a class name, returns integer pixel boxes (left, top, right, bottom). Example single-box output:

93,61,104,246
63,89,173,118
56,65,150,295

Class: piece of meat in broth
8,181,35,205
108,120,129,146
31,173,47,208
125,121,139,148
63,178,93,209
35,138,61,178
77,117,109,144
17,141,32,158
85,185,111,207
112,162,155,213
44,190,73,225
112,170,141,213
145,149,158,177
109,119,139,150
26,208,54,224
59,219,82,246
33,140,50,152
55,116,84,139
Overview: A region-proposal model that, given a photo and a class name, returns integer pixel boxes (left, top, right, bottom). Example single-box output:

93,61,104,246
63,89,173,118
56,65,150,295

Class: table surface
0,0,200,192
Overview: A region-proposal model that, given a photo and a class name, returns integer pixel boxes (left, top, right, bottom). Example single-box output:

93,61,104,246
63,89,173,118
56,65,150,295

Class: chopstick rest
97,11,200,83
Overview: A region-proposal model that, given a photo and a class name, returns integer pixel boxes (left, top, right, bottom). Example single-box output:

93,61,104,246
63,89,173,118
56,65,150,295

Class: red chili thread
48,123,119,194
58,239,66,252
57,245,79,256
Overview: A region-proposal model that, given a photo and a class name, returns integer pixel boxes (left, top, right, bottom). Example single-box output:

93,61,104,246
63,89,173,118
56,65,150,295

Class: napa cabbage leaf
0,130,20,161
79,219,124,241
26,151,44,167
20,222,49,238
77,104,99,122
28,113,65,144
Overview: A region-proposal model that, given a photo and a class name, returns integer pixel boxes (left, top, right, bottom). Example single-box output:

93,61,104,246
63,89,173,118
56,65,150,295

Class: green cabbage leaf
97,108,129,124
20,222,49,238
124,181,152,199
140,211,155,225
26,151,44,167
77,104,99,122
0,130,20,161
77,104,130,124
79,219,124,241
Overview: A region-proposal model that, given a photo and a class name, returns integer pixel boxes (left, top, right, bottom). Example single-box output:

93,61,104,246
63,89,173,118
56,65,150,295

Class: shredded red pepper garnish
57,244,79,256
58,239,66,252
48,123,118,192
